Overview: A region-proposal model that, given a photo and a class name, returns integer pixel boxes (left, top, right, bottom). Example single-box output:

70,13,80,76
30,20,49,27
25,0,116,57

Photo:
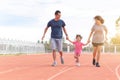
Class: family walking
42,10,108,67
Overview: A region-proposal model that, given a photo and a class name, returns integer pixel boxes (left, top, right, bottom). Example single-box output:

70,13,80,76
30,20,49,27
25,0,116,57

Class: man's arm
63,27,68,39
41,27,49,40
66,37,73,43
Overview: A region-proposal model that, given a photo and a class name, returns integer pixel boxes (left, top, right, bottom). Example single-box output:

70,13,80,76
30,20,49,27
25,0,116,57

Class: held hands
41,35,45,44
87,40,90,43
87,39,91,44
66,36,69,40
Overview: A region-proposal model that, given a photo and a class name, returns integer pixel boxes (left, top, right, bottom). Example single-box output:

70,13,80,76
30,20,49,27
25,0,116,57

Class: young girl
67,35,89,66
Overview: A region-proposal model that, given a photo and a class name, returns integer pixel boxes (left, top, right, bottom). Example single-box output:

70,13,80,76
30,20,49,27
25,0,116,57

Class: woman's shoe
96,62,100,67
92,59,96,65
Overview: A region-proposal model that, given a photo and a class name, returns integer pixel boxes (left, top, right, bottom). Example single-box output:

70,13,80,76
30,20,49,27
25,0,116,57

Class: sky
0,0,120,43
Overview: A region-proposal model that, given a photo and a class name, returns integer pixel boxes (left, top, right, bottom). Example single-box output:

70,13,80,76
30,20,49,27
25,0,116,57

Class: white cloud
0,0,119,42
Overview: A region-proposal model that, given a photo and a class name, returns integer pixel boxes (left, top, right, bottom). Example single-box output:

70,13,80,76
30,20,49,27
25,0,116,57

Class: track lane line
116,64,120,80
47,63,89,80
0,67,27,74
47,67,75,80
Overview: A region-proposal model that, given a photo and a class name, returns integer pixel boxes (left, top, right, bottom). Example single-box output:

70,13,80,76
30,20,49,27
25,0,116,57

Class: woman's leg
96,46,102,67
92,47,98,65
93,47,98,59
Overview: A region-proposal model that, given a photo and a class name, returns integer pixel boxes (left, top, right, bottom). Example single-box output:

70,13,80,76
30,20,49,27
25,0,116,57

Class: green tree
111,34,120,45
110,16,120,45
116,16,120,27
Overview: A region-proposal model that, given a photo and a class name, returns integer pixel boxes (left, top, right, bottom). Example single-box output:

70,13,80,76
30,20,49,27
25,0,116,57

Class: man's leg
57,39,64,64
59,51,64,64
51,38,57,66
52,50,56,62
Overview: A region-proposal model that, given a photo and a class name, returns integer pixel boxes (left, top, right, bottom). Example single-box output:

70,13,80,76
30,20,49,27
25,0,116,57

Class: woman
87,16,108,67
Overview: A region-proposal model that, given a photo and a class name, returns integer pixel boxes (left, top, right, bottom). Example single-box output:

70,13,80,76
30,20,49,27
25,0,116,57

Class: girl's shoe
76,62,80,66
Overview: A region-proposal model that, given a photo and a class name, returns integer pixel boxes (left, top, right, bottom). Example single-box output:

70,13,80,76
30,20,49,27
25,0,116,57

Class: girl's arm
84,41,90,46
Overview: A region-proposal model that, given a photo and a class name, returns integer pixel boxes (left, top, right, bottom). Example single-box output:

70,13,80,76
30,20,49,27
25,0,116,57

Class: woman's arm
87,31,94,43
104,26,108,40
84,41,90,46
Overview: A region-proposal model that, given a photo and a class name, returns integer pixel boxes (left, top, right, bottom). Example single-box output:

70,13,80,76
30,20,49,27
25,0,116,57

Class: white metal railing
0,38,45,54
67,44,120,53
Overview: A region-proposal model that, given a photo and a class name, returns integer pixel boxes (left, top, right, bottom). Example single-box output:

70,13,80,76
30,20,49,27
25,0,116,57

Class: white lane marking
104,63,114,73
59,66,69,71
48,67,75,80
47,63,91,80
0,67,26,74
116,64,120,80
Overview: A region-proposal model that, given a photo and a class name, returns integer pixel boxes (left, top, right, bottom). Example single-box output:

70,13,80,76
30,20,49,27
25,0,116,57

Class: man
42,10,68,66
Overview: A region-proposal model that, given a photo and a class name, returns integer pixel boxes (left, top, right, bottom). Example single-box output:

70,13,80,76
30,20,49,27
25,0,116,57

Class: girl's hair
94,15,104,24
76,34,82,39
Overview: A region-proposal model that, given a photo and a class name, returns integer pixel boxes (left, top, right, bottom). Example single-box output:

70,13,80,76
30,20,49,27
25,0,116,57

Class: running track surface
0,53,120,80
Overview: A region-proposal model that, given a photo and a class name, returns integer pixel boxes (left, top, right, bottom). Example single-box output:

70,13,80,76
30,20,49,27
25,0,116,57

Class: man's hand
87,39,91,43
66,36,69,40
41,35,45,41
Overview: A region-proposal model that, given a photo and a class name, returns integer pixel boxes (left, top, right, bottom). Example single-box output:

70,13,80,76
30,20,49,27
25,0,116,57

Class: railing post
102,46,105,53
67,44,70,53
114,46,116,54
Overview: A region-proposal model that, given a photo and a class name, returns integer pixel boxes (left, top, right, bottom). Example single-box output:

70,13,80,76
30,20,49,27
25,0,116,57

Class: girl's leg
76,56,79,63
76,55,80,66
74,53,79,62
74,55,78,62
77,56,79,63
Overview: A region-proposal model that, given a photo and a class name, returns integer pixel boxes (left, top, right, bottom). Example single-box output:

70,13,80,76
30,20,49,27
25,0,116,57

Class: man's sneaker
51,61,57,67
92,59,96,65
60,57,64,64
96,62,100,67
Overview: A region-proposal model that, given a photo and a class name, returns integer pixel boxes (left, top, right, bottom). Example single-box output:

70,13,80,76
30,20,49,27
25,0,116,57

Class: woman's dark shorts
92,43,104,47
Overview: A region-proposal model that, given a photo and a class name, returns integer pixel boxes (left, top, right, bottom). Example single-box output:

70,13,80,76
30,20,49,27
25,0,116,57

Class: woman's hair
76,34,82,39
94,15,104,24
